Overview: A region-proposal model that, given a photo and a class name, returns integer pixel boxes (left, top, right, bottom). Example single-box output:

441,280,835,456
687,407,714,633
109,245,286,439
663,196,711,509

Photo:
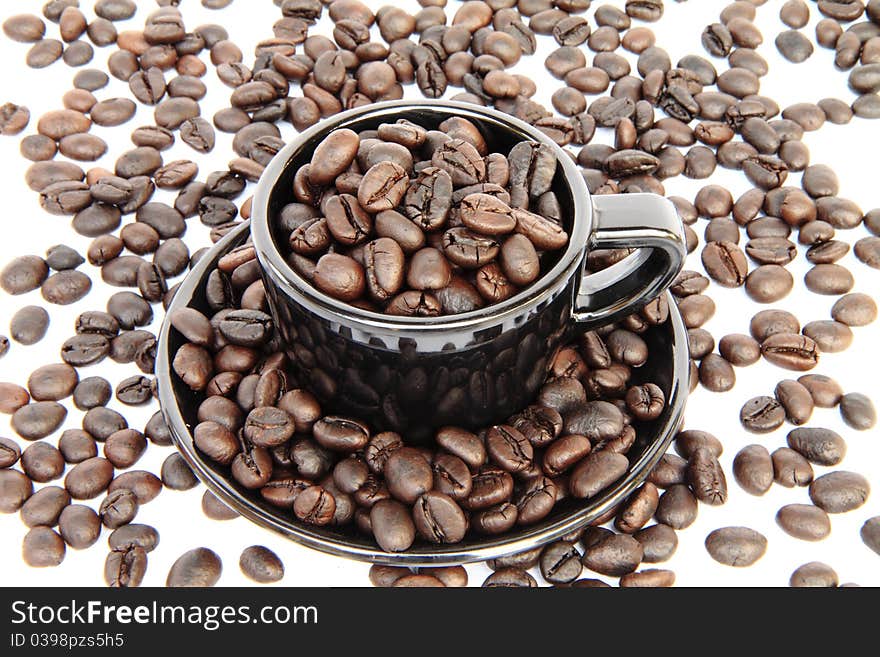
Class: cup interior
158,221,689,566
255,101,592,329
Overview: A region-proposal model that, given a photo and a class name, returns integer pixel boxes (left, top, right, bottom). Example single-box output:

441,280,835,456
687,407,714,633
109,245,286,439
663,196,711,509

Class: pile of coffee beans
0,0,878,587
275,117,570,315
170,238,671,551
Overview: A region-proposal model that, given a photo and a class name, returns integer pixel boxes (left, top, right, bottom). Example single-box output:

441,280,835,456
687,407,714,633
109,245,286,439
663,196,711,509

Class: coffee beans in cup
274,118,570,316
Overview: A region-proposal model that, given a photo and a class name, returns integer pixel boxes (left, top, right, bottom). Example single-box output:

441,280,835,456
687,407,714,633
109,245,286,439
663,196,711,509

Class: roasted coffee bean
776,504,831,541
569,451,629,499
839,393,876,430
790,562,838,588
775,379,814,424
688,448,727,505
2,256,49,295
166,548,222,587
761,333,818,371
238,545,284,584
413,491,467,544
19,486,69,528
104,429,147,469
809,471,870,513
313,254,365,302
732,445,773,496
804,264,854,295
581,531,643,577
201,490,238,521
64,457,114,500
23,526,65,567
772,447,814,488
20,442,65,483
717,333,759,367
160,452,199,491
322,195,370,246
655,484,698,529
831,293,877,327
58,430,97,464
704,527,767,567
699,354,736,392
57,504,101,549
370,499,414,552
313,417,369,453
776,30,813,63
0,436,21,467
99,489,138,529
12,401,68,440
625,384,665,421
861,517,880,556
10,306,49,346
740,395,785,433
104,546,147,588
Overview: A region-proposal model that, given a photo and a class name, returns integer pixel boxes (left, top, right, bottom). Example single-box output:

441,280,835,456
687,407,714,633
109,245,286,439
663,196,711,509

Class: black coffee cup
252,101,686,437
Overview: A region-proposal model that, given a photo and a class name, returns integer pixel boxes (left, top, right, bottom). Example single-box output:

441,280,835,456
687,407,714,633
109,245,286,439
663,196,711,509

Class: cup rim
157,221,690,566
251,99,593,332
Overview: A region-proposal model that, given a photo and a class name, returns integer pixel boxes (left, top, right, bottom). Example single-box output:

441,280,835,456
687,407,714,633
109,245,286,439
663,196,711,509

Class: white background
0,0,878,587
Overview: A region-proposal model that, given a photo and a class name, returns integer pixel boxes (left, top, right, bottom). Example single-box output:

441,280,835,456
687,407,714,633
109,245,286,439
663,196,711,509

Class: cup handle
572,193,686,328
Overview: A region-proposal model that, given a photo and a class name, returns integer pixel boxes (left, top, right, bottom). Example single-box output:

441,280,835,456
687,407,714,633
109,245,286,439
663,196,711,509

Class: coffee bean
370,499,415,552
745,265,793,303
761,333,819,371
56,504,100,550
167,547,222,587
413,491,467,544
705,526,767,567
104,545,147,588
740,395,785,433
537,541,582,584
804,264,854,295
790,561,838,588
41,270,92,305
10,306,50,346
161,453,199,491
58,429,97,464
771,447,814,488
19,486,69,528
12,401,67,440
21,442,64,483
98,488,138,529
718,333,761,366
65,457,114,500
23,526,66,567
776,504,831,541
809,471,870,513
239,545,284,584
570,451,629,499
802,320,852,353
1,256,49,295
774,379,814,424
776,30,813,62
787,427,846,466
860,516,880,556
3,14,46,42
831,293,877,327
483,568,537,587
839,393,876,430
0,435,22,466
688,448,727,505
201,489,238,521
698,354,736,392
655,483,698,529
581,531,643,576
